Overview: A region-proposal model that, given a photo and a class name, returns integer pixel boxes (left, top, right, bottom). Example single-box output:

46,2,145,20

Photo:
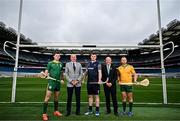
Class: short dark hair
53,51,60,56
90,53,97,56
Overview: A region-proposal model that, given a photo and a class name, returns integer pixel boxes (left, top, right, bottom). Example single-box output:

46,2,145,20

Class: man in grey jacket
65,54,83,116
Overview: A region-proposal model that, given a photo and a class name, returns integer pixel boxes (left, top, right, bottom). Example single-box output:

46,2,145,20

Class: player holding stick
42,51,64,121
117,56,137,117
84,53,102,116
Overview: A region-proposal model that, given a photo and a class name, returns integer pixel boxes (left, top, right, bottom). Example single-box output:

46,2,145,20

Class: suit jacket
101,64,117,86
65,62,83,87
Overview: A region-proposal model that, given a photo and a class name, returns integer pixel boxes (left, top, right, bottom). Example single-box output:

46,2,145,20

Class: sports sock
96,107,99,112
54,101,58,111
129,102,133,112
122,102,126,112
89,106,92,111
43,102,48,114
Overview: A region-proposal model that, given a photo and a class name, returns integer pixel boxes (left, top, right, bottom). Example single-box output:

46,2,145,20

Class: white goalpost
2,0,175,104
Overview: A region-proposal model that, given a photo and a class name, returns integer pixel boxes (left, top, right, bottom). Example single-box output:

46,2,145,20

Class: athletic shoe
127,111,134,117
95,111,100,116
53,111,63,117
84,111,93,115
42,114,48,121
106,110,111,114
65,112,70,117
119,111,126,116
76,112,80,115
114,112,118,116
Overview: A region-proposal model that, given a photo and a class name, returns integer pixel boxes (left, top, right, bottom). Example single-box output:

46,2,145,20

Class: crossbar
18,44,160,49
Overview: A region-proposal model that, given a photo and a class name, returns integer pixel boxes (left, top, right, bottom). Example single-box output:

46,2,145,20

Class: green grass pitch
0,77,180,120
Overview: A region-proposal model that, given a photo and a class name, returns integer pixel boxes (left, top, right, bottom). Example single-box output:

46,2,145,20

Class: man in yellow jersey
117,56,137,117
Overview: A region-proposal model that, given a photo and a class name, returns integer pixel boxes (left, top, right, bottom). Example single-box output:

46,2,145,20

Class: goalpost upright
8,0,168,104
157,0,167,104
11,0,23,103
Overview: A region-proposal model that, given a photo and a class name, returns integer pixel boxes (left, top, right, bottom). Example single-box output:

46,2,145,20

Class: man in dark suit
102,56,118,116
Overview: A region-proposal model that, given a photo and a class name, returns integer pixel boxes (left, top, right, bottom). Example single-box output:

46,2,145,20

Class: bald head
105,56,112,65
70,54,77,62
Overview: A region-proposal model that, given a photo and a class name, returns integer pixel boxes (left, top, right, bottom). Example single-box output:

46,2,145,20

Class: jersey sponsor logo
88,67,94,70
48,85,52,90
97,90,100,94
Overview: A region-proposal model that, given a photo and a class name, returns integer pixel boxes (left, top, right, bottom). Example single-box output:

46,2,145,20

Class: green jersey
46,60,63,91
46,60,63,81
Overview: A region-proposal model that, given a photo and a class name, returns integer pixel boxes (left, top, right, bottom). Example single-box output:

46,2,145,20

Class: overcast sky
0,0,179,45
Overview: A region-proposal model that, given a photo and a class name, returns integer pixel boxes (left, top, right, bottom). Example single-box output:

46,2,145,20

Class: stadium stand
0,19,180,75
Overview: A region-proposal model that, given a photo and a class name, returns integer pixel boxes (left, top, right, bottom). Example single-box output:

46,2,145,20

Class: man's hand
44,70,49,77
108,83,112,87
71,80,79,86
98,80,102,84
71,80,75,85
61,80,64,84
134,80,138,84
106,82,112,87
74,80,79,85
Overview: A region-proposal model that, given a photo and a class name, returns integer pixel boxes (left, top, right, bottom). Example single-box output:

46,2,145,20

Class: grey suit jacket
65,62,83,87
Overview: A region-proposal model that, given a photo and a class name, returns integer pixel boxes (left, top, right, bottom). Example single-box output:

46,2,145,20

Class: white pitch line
0,102,180,105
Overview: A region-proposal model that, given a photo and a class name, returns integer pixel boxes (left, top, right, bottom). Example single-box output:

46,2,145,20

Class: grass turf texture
0,77,180,120
1,103,180,120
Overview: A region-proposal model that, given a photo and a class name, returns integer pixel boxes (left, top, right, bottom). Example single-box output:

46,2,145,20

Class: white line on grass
0,102,180,105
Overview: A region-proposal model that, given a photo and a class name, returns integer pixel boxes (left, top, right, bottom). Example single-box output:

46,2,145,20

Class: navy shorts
87,84,100,95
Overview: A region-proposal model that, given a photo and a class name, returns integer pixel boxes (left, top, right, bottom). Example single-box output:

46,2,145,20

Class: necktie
107,64,110,74
73,62,76,72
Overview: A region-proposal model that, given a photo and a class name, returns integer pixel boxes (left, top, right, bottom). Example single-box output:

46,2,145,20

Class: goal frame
2,0,174,104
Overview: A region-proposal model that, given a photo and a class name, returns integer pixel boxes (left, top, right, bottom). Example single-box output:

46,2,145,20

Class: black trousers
103,84,118,113
66,87,81,114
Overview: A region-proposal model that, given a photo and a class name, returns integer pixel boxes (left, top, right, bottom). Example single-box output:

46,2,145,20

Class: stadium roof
138,19,180,53
0,19,180,55
139,19,180,45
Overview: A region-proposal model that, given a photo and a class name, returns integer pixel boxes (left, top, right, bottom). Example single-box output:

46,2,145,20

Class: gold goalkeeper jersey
117,64,136,83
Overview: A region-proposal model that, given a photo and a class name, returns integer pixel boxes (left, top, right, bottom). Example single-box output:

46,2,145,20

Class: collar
53,60,60,63
91,60,96,63
122,64,129,67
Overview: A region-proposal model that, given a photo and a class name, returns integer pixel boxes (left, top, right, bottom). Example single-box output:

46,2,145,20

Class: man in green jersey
42,51,64,121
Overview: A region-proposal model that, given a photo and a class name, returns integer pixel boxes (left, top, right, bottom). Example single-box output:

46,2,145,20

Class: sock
129,102,133,112
54,101,58,111
43,102,48,114
89,106,92,111
96,107,99,112
122,102,126,112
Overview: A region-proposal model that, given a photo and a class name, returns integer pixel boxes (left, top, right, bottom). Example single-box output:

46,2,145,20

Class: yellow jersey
117,64,136,83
